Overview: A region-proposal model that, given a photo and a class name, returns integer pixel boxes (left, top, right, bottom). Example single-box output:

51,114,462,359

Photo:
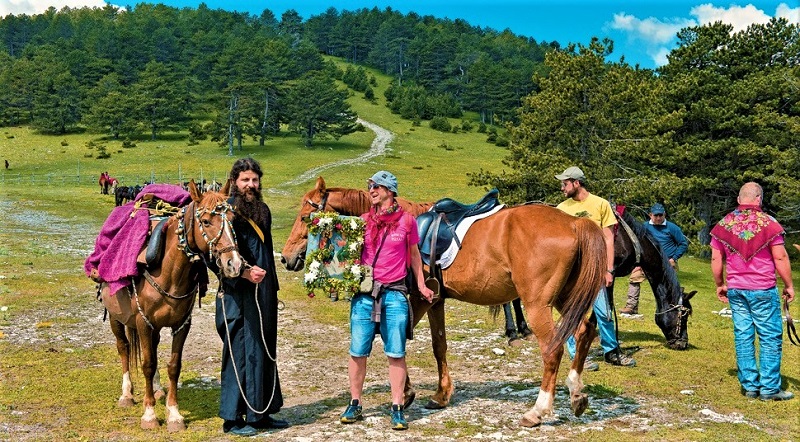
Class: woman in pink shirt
340,171,434,430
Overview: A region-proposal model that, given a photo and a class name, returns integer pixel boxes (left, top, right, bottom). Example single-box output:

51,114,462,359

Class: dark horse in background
96,181,243,431
502,205,697,350
282,177,607,427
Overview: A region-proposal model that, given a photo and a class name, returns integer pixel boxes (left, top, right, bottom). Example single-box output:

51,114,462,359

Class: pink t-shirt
361,212,419,284
710,235,784,290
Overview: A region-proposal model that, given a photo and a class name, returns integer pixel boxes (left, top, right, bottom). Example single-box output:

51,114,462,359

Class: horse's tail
548,217,605,354
126,326,141,378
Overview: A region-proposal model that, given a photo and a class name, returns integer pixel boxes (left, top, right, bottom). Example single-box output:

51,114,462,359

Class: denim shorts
349,290,409,358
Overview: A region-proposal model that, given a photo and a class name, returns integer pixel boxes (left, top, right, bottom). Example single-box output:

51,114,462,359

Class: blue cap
368,170,398,195
650,203,665,214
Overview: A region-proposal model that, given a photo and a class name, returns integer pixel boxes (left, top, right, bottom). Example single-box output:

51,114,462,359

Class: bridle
655,291,691,340
177,199,238,265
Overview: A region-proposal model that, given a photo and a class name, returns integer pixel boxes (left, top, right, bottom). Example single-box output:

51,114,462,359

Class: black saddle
417,189,500,265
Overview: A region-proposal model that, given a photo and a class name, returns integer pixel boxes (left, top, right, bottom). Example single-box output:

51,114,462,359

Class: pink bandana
710,204,784,262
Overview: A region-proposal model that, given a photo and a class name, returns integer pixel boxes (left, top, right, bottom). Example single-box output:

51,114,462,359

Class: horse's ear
682,289,697,302
220,178,232,196
794,244,800,253
187,179,201,202
315,176,326,194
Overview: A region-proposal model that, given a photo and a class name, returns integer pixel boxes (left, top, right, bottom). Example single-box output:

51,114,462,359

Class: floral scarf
710,204,784,262
365,201,404,250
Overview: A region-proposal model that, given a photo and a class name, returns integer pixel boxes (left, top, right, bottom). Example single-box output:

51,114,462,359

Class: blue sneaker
390,404,408,430
759,390,794,401
340,399,363,424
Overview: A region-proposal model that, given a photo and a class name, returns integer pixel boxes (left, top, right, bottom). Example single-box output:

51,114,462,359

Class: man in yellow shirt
556,166,635,368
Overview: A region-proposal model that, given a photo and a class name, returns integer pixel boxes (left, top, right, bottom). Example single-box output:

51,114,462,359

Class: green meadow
0,60,797,441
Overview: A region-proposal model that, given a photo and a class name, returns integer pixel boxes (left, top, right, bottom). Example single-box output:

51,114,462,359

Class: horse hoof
403,390,416,409
140,419,159,430
519,415,542,427
524,333,536,342
154,390,166,401
117,397,135,407
508,338,524,347
571,393,589,417
424,399,447,410
167,420,186,432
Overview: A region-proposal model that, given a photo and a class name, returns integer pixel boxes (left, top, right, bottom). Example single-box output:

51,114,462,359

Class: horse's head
655,287,696,350
281,177,329,271
186,180,243,278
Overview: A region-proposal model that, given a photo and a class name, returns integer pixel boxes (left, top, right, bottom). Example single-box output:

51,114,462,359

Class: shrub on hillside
430,116,451,133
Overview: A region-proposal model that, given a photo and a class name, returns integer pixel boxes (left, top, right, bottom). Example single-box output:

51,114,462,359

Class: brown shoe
620,306,638,315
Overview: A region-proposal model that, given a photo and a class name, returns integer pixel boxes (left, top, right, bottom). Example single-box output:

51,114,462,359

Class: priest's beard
232,186,269,227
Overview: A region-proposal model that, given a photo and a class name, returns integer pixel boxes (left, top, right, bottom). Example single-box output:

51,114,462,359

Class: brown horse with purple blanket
88,181,243,431
281,177,606,426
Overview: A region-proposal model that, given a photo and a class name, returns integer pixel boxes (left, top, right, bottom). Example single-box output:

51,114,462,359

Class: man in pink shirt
710,182,795,401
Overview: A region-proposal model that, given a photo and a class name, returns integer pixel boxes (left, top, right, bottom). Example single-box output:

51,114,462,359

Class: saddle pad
437,204,504,269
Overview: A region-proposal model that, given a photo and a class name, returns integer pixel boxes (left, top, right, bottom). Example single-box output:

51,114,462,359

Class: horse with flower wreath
281,176,607,427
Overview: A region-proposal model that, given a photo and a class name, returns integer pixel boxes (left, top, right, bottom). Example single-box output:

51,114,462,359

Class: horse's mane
621,210,683,305
328,187,434,216
328,187,372,215
198,190,227,208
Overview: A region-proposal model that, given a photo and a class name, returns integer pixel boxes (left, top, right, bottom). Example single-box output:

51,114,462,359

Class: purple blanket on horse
85,184,192,295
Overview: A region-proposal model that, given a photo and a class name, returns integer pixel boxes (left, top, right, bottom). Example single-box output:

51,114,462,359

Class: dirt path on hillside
277,118,393,188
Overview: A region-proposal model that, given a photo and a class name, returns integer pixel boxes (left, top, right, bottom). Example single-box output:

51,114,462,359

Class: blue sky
1,1,797,69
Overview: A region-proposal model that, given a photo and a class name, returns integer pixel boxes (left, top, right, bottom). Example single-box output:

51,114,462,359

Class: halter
655,292,690,338
305,190,329,215
176,200,238,263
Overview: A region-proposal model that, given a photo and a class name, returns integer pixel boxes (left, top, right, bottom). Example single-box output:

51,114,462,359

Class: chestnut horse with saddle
282,177,607,427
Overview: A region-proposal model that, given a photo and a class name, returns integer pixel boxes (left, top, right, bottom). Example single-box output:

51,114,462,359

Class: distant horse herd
98,173,222,206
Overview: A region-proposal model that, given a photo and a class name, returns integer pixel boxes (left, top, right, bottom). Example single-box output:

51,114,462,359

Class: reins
785,299,800,346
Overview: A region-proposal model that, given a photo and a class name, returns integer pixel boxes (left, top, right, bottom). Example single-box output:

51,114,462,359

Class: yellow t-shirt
556,193,617,229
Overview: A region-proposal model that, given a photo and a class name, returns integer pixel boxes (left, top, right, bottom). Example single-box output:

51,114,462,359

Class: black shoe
252,415,290,429
604,348,636,367
223,420,258,437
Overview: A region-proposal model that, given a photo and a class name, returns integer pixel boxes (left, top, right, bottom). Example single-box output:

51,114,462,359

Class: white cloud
690,3,771,31
0,1,109,16
610,13,695,45
775,3,799,24
609,2,799,68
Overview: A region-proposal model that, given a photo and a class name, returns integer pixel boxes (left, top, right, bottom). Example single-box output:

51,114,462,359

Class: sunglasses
368,183,383,190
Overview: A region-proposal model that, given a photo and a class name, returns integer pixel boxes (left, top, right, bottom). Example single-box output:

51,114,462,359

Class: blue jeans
567,287,619,358
728,287,783,395
349,290,409,358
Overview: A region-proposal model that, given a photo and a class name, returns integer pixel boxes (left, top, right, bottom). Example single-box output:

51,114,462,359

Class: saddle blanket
437,204,504,269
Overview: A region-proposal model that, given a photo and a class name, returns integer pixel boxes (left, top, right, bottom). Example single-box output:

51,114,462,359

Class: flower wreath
303,211,366,298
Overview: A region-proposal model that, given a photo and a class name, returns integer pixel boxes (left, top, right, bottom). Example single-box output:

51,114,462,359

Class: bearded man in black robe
212,157,288,436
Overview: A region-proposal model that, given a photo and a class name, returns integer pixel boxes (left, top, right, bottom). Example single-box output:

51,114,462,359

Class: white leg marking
120,372,133,400
566,369,583,396
166,404,184,424
142,405,157,423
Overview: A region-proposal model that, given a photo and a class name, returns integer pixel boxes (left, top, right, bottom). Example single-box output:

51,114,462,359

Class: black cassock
213,200,283,423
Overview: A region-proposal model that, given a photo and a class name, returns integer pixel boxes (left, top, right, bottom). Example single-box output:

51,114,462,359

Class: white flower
349,243,359,252
304,272,317,284
350,219,359,229
350,265,361,277
318,217,332,227
309,261,321,272
0,306,7,312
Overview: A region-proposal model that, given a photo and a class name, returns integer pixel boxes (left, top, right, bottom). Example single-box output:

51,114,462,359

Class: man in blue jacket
621,203,689,315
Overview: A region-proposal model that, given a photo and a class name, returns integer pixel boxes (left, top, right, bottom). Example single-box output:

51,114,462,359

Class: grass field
0,58,798,441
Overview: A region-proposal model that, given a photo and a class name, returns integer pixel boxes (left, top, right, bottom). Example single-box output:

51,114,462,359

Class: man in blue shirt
621,203,689,315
